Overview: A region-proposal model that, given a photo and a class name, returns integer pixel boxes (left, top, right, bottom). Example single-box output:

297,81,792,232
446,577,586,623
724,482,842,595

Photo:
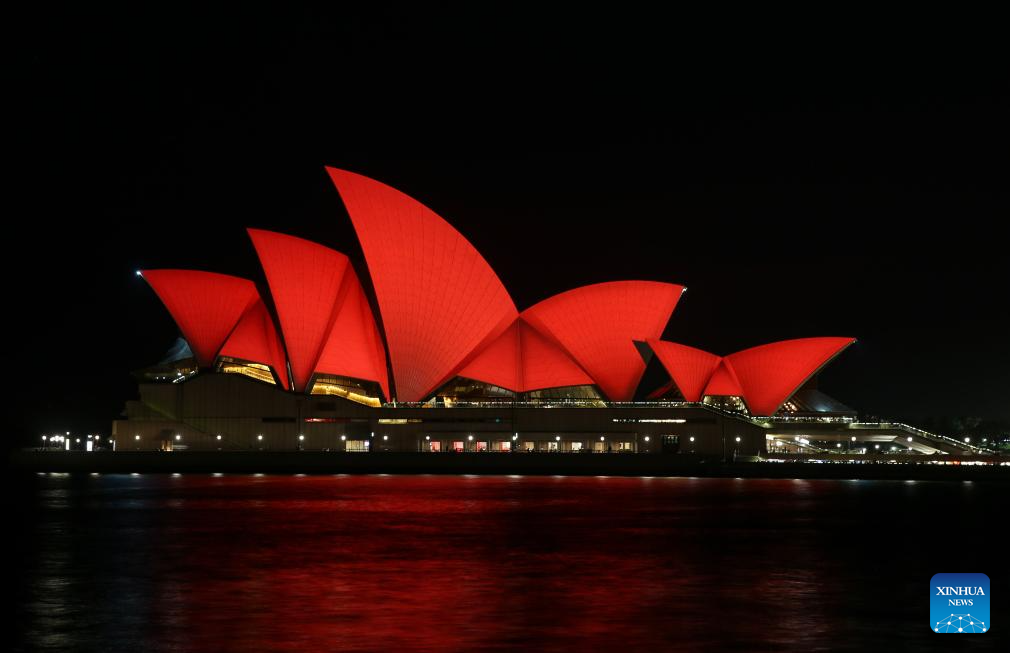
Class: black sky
11,7,1009,444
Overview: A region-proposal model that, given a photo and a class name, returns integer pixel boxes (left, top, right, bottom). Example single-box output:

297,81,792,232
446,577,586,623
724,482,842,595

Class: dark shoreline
9,451,1009,481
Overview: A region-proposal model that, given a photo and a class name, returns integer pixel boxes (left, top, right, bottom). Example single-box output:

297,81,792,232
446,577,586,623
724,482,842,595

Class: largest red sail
328,167,517,402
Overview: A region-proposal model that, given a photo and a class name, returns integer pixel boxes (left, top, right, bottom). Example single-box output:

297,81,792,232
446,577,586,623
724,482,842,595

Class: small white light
467,435,474,441
175,434,181,441
555,435,561,441
735,436,741,442
600,436,605,441
42,436,47,441
340,435,346,441
135,435,140,440
383,435,388,441
216,435,222,440
964,437,970,443
836,443,841,448
257,435,263,441
689,437,695,442
644,436,650,442
851,436,856,441
874,444,880,449
75,438,80,443
425,435,430,440
907,436,913,442
298,435,304,441
135,270,143,277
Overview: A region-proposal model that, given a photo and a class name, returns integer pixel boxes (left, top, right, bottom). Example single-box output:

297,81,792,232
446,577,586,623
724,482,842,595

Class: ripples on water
10,474,996,651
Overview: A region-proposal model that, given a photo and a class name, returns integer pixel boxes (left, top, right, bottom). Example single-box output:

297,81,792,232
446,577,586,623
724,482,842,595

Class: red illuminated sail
724,337,856,416
521,281,684,401
141,269,258,367
702,360,744,398
328,167,517,401
313,265,390,400
646,340,722,402
219,298,291,389
457,318,593,392
248,229,388,395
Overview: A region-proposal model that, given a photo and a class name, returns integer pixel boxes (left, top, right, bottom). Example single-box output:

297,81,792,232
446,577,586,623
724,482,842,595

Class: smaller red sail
141,269,258,367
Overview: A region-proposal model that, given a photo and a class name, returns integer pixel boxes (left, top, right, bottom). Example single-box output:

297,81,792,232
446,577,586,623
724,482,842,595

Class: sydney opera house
114,168,969,458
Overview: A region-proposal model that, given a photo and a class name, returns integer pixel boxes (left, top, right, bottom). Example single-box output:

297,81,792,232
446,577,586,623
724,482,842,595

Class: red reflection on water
23,474,994,651
127,476,844,651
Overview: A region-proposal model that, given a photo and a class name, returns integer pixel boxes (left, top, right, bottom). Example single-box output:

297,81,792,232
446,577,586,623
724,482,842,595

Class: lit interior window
309,375,383,407
215,356,278,385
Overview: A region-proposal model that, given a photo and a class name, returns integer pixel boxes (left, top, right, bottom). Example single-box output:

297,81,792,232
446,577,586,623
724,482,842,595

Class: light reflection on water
12,474,995,652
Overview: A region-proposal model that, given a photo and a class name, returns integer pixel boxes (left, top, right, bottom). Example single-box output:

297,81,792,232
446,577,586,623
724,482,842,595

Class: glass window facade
215,356,278,385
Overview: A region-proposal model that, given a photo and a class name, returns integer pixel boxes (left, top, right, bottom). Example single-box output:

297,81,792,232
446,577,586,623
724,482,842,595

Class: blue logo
930,573,990,633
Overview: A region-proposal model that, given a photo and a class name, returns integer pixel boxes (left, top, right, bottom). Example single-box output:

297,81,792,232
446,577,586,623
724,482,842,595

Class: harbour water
10,473,999,651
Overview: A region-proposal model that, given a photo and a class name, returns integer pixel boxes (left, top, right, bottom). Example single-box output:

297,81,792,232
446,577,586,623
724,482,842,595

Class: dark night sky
10,7,1009,445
